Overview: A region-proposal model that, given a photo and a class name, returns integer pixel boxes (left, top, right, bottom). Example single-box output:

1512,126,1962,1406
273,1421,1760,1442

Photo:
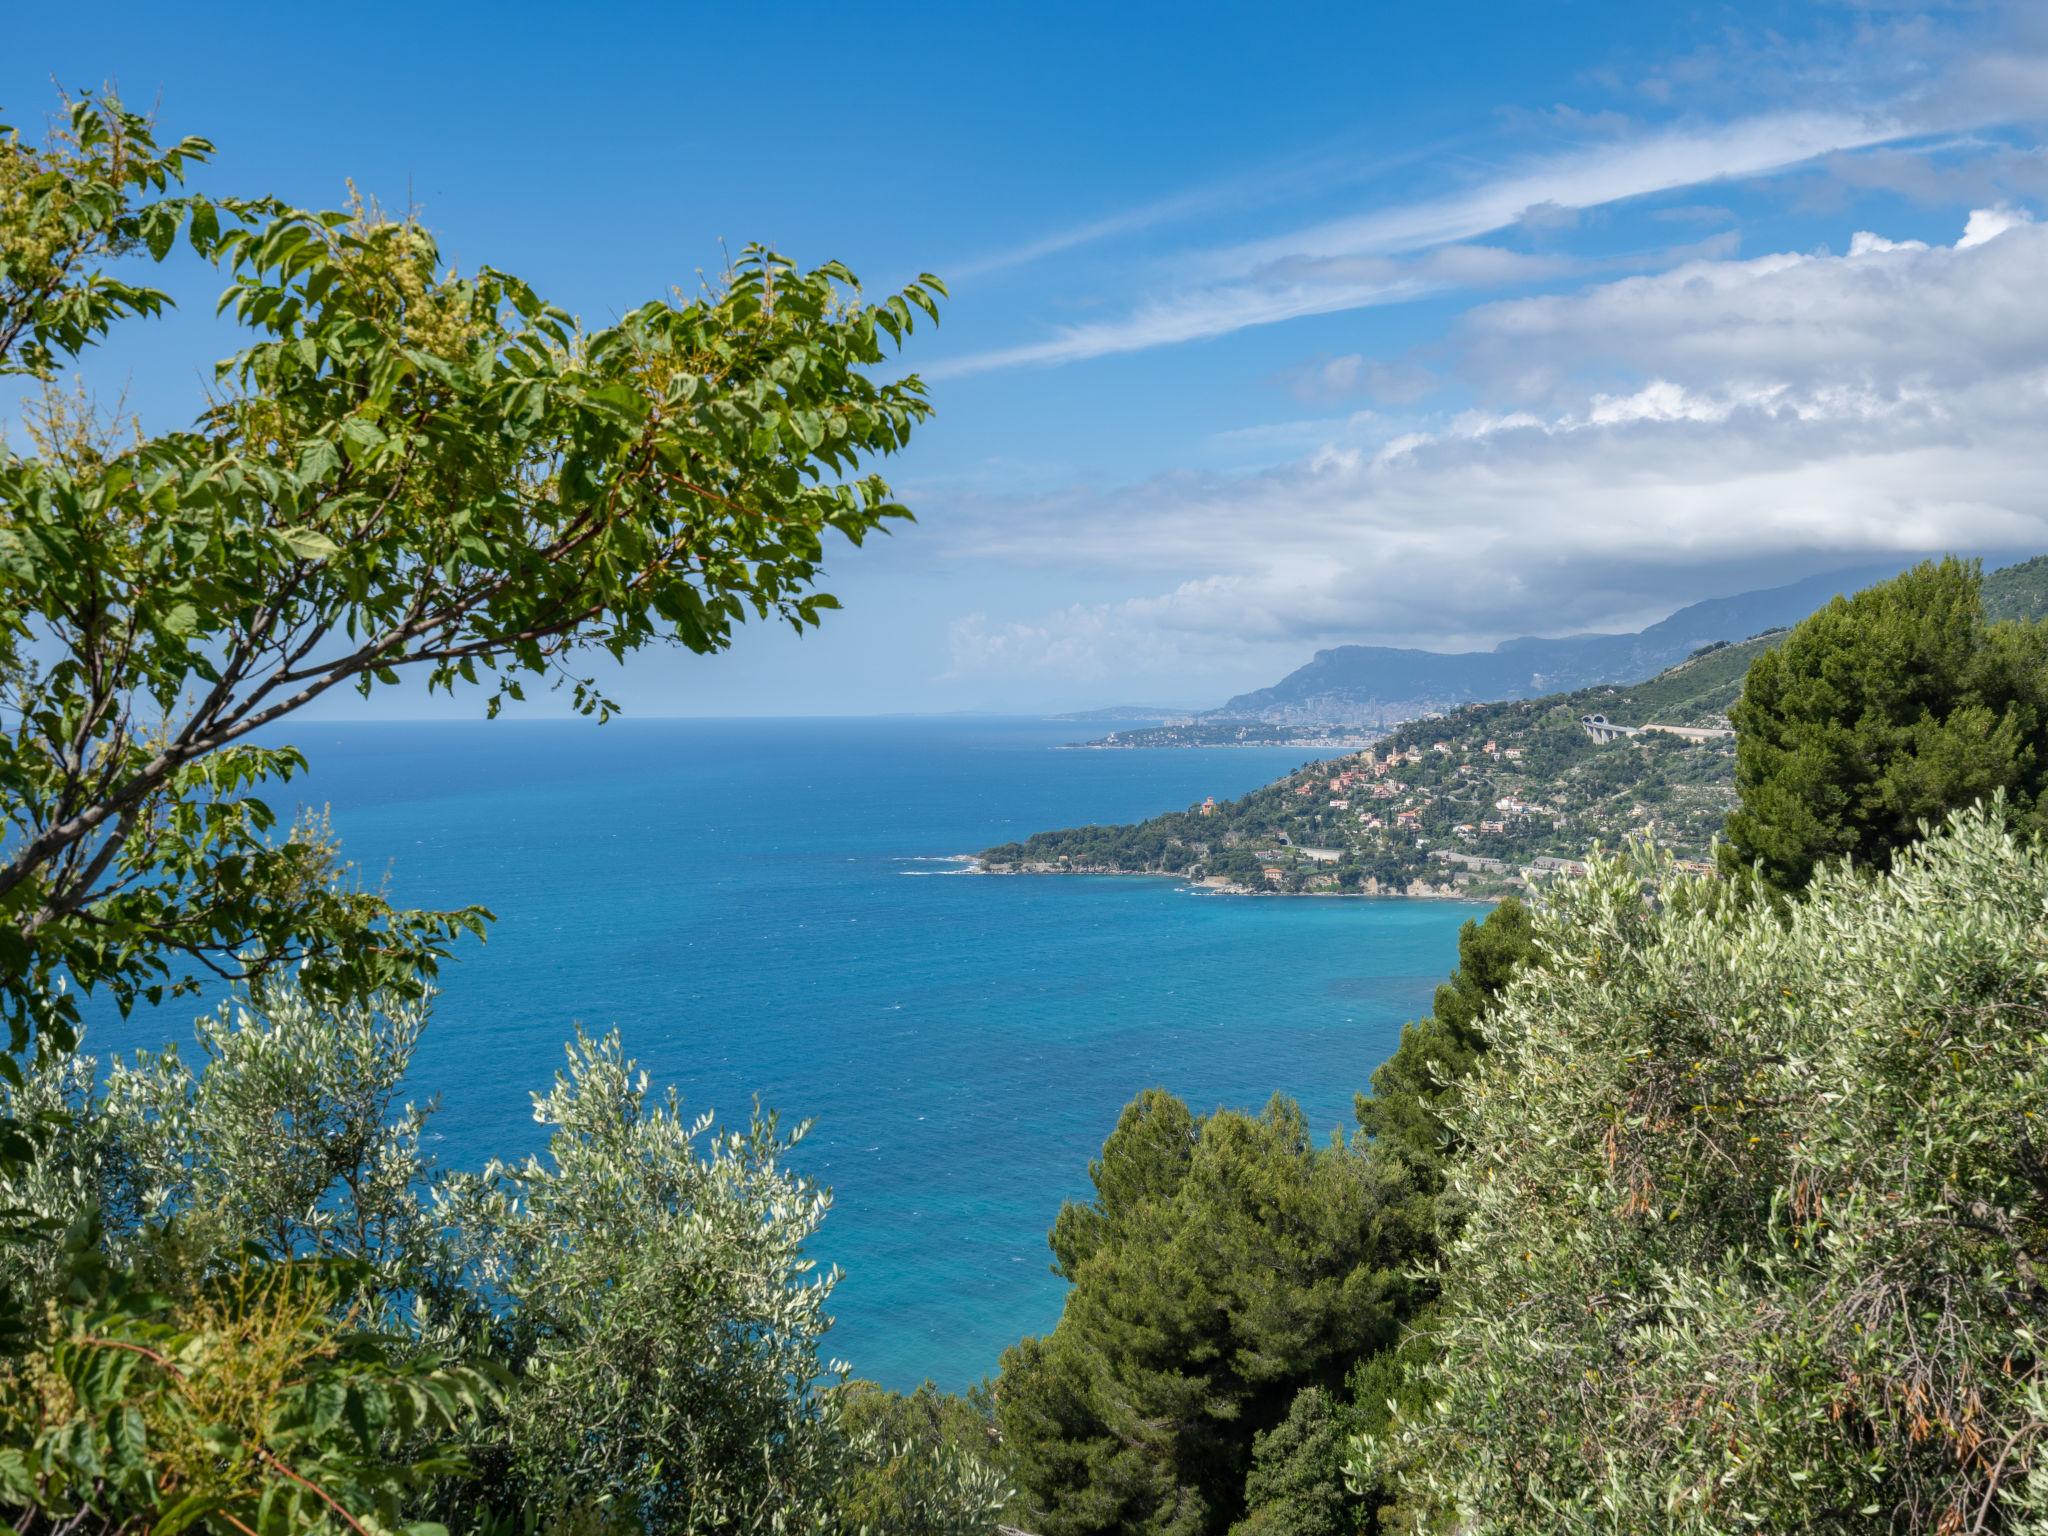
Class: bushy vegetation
992,902,1538,1535
993,1092,1426,1534
995,560,2048,1533
1359,805,2048,1532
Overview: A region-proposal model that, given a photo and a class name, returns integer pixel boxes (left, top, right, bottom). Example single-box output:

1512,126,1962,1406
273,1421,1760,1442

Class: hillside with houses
989,559,2048,896
983,639,1766,896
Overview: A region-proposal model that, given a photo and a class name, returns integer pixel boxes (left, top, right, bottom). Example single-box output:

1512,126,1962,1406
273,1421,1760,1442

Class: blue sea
86,717,1482,1390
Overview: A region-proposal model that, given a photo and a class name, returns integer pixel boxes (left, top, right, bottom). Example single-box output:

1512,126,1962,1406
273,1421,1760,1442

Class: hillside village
984,675,1741,896
991,559,2048,897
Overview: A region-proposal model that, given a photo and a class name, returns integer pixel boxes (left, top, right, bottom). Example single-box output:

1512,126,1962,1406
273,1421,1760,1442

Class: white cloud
936,210,2048,689
1847,230,1929,255
1459,210,2048,392
945,134,1460,280
1958,201,2034,246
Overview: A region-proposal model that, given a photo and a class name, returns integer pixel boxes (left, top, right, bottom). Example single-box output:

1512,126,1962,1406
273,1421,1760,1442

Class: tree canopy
0,89,999,1535
1722,557,2048,894
0,90,942,1148
996,1091,1427,1536
992,897,1543,1536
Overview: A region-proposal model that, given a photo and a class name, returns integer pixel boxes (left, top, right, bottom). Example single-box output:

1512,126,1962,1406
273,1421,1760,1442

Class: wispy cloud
1207,111,1902,272
945,134,1466,281
932,109,1923,377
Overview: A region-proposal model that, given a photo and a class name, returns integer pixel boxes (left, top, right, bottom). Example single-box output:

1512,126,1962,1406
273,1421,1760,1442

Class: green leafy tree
996,1090,1426,1536
1358,808,2048,1533
1721,557,2048,894
0,92,210,382
0,86,962,1534
0,87,942,1129
1354,898,1536,1183
1230,1386,1367,1536
833,1380,1013,1536
995,902,1542,1536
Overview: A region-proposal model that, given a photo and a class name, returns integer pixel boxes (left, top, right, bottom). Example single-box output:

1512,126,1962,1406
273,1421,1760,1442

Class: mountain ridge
1215,562,1914,723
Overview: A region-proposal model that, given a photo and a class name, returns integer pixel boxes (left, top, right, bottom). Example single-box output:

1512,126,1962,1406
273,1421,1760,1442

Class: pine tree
1721,557,2048,894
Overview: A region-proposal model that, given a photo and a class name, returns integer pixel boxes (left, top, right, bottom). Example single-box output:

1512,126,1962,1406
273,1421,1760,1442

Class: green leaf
188,200,221,253
152,1491,222,1536
278,527,341,561
296,438,341,486
104,1405,147,1469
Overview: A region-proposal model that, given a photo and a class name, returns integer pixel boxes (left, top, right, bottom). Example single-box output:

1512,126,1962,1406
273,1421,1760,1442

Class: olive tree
438,1029,850,1531
2,999,1007,1533
0,983,441,1321
1358,806,2048,1532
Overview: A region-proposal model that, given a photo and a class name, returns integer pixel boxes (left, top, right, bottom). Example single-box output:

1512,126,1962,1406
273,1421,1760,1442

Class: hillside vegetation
989,560,2048,1536
986,654,1747,897
991,557,2048,898
1986,551,2048,620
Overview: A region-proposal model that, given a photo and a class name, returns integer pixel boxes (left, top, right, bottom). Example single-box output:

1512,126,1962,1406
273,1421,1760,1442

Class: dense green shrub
833,1380,1013,1535
0,1249,497,1536
1359,805,2048,1532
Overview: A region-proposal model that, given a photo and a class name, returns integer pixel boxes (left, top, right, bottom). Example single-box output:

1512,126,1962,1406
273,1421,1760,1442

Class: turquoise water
86,717,1483,1390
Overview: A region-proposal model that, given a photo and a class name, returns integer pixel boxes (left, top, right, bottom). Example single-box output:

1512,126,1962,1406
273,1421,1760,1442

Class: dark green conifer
1721,557,2048,894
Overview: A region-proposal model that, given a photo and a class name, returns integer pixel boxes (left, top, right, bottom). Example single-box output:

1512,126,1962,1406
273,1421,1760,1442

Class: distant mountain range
1210,557,2047,726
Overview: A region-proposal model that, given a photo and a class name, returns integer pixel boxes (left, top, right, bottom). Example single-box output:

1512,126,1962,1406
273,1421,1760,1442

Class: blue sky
8,2,2048,715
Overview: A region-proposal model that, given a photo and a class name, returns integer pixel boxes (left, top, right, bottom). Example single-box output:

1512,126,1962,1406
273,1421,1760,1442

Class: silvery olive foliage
1356,803,2048,1533
436,1027,852,1533
1,999,1011,1533
0,984,442,1323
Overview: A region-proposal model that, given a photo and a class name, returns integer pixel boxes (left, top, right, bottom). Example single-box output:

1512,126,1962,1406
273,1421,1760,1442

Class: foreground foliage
833,1381,1013,1536
1,1250,496,1536
441,1029,849,1532
1361,805,2048,1532
994,900,1538,1536
0,87,996,1534
1,991,1011,1533
995,1092,1428,1536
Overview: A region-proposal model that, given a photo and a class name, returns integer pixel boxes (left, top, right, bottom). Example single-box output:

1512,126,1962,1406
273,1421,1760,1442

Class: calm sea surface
85,717,1483,1390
